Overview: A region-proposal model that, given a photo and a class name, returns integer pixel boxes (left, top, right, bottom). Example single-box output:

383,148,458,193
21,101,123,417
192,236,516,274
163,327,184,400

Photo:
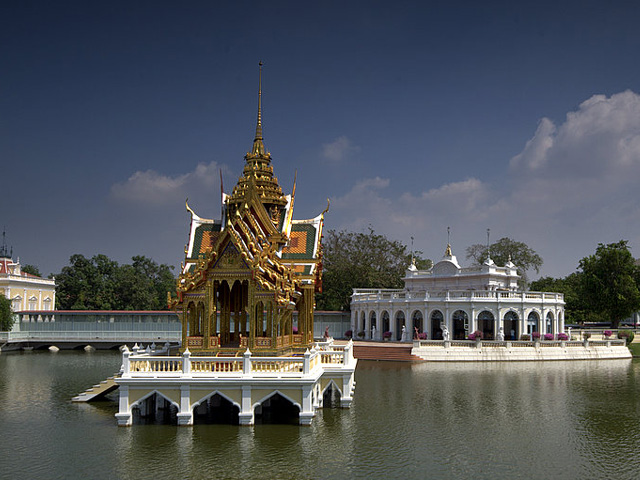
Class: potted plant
557,333,568,341
357,330,365,339
618,330,635,345
532,331,541,341
520,334,531,341
603,330,612,338
345,330,353,339
417,332,427,340
543,333,554,341
383,331,392,341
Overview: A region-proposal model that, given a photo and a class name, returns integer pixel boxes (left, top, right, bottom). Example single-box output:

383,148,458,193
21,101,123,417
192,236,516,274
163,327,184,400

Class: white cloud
110,161,226,207
510,90,640,181
321,136,361,162
327,91,640,277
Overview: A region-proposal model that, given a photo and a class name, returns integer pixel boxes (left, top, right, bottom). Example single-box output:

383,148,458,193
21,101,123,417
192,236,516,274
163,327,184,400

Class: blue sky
3,1,640,279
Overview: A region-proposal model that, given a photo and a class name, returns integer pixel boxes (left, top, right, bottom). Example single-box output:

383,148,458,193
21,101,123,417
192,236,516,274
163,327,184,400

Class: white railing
2,330,182,342
414,339,627,348
120,340,355,378
352,289,564,303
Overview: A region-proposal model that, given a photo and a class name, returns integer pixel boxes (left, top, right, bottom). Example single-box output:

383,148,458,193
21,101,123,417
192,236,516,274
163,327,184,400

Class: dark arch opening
193,393,240,425
131,393,178,425
254,393,299,425
322,383,342,408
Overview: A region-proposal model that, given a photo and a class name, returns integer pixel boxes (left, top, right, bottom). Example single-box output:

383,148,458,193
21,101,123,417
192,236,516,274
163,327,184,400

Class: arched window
430,310,444,340
546,312,554,334
411,310,423,337
452,310,469,340
381,311,390,333
503,311,519,340
527,311,540,336
477,311,495,340
395,311,405,341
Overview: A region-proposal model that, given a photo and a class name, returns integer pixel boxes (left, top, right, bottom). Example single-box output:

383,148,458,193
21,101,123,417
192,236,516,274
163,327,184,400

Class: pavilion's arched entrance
546,312,554,334
395,311,406,341
527,311,540,336
381,311,390,336
369,311,377,339
193,393,240,425
504,311,519,340
477,311,495,340
452,310,468,340
412,310,423,339
431,310,444,340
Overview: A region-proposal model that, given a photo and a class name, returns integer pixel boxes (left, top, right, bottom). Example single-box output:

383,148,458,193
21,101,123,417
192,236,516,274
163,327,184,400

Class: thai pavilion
351,243,566,342
115,65,356,426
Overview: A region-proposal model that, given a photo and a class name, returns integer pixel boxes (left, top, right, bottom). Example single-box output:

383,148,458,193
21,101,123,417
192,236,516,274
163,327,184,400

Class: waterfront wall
412,339,631,361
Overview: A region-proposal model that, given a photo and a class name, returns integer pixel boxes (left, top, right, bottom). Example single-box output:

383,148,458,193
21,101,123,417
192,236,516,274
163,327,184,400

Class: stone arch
395,311,406,341
192,391,240,425
527,311,540,336
253,390,301,425
411,310,423,337
381,311,390,334
503,310,519,340
546,311,554,334
367,311,376,339
322,380,343,407
477,310,495,340
130,390,180,425
452,310,469,340
431,310,444,340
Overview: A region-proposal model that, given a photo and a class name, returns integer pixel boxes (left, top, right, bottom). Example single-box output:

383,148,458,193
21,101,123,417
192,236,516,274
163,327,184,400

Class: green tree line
532,240,640,328
55,254,176,310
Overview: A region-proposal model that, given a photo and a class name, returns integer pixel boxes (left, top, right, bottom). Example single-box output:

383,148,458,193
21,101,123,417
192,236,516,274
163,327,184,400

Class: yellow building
0,237,55,318
169,64,326,356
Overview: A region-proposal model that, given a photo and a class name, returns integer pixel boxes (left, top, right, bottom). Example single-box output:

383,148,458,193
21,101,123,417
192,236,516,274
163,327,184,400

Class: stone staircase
352,342,423,362
72,375,120,402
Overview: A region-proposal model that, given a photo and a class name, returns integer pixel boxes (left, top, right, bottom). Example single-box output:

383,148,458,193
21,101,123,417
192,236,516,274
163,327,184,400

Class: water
1,351,640,480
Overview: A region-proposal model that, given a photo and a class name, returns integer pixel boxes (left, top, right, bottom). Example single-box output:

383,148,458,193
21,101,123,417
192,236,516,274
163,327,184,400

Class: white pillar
115,385,132,426
299,385,315,425
177,384,193,425
239,385,254,425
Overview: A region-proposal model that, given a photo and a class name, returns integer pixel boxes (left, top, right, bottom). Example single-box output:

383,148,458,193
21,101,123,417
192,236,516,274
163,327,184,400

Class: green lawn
628,342,640,357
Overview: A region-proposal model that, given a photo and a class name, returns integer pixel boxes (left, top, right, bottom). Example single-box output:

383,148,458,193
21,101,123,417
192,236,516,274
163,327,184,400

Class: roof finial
251,61,266,156
445,226,452,257
486,228,491,261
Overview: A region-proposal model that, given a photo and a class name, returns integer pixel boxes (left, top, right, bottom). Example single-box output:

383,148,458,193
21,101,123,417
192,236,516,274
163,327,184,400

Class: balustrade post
243,348,252,374
303,349,311,374
182,348,191,376
122,346,130,376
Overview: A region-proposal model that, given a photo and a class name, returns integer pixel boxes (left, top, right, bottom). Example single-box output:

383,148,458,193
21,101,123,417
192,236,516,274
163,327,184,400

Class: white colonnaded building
350,243,565,342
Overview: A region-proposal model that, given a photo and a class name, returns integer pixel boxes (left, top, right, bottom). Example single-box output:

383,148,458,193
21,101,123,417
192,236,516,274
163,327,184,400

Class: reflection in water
1,352,640,479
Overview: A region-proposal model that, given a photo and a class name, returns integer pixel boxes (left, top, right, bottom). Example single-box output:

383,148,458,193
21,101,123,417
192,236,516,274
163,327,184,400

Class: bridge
0,330,181,352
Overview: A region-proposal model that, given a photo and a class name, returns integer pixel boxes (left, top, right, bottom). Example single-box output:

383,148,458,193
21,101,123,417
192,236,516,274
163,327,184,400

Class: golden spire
251,61,266,156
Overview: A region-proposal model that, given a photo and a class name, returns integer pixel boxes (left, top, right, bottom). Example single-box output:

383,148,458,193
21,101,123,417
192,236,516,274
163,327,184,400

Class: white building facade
350,246,565,341
0,254,56,316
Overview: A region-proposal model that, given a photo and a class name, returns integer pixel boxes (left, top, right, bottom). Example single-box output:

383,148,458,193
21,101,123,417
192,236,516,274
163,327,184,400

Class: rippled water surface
1,351,640,479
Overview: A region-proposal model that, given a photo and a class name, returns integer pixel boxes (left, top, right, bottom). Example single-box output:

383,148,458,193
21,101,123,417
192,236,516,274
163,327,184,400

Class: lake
1,351,639,479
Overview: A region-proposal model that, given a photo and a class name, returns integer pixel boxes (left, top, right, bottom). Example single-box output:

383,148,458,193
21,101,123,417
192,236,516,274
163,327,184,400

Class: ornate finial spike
251,61,265,156
486,228,491,260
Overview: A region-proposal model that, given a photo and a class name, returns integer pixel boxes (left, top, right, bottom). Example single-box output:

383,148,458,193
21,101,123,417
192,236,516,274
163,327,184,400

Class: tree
0,293,14,331
316,228,431,311
21,264,41,277
466,237,543,286
577,240,640,328
530,273,597,324
55,254,176,310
